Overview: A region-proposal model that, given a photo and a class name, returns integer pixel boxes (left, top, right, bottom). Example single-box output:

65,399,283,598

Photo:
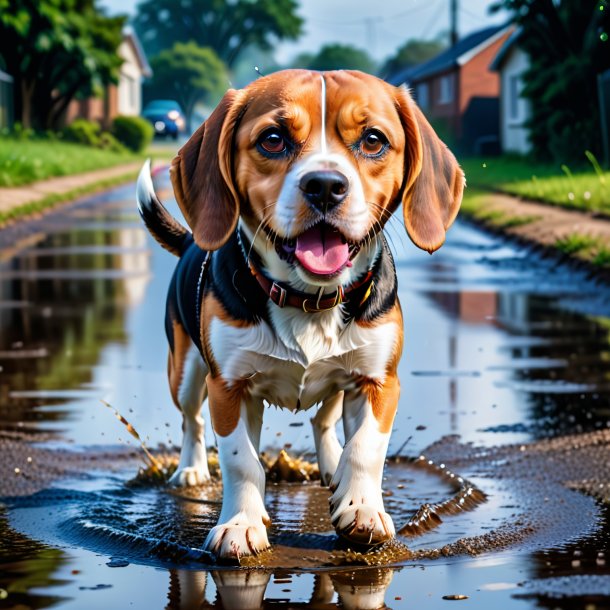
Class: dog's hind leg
167,320,210,487
311,391,343,487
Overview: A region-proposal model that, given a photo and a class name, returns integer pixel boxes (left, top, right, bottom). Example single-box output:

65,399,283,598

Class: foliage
133,0,303,68
0,136,136,187
462,154,610,213
491,0,610,163
0,0,126,130
111,116,153,153
299,44,376,74
379,39,446,78
146,42,227,130
63,118,102,147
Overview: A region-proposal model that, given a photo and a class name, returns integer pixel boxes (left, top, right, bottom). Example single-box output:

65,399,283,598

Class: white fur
311,392,344,486
273,151,371,247
330,393,395,544
169,343,210,487
203,403,271,558
320,74,327,155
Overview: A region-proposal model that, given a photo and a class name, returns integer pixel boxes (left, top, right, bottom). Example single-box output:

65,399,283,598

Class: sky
101,0,508,64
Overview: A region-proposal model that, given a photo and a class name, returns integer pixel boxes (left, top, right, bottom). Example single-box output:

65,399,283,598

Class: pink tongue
295,225,349,275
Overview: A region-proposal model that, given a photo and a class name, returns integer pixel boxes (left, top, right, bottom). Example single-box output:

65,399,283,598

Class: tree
133,0,303,69
379,39,446,78
147,42,227,131
491,0,610,163
0,0,125,130
300,44,376,73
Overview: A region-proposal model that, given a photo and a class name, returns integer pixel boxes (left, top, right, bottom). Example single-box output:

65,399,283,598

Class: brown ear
395,89,465,253
170,89,247,251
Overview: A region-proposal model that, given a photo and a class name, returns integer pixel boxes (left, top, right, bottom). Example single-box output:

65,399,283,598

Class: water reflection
165,567,395,610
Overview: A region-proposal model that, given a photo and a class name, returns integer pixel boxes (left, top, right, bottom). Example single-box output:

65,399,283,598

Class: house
0,69,13,129
389,25,512,155
66,27,152,127
490,28,532,155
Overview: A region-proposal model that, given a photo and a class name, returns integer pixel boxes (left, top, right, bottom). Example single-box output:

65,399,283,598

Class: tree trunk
20,80,35,129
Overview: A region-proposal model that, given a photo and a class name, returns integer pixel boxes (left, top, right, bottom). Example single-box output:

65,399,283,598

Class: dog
137,69,464,560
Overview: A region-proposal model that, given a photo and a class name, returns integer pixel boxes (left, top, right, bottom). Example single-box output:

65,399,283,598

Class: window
416,83,429,109
508,74,521,121
437,74,454,105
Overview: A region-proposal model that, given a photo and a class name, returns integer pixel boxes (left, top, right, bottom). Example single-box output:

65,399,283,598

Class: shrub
112,115,153,152
98,131,127,153
63,119,102,147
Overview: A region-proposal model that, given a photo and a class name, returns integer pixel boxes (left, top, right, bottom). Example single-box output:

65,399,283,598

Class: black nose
299,170,349,211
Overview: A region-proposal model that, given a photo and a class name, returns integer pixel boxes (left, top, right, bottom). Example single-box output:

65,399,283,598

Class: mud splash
2,428,606,572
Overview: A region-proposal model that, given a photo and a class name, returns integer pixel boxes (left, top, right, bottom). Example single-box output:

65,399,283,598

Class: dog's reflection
166,566,394,609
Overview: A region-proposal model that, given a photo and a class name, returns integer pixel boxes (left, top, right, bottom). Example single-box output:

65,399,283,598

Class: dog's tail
136,160,190,257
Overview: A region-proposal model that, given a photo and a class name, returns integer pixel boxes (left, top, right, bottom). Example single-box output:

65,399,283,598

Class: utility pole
450,0,458,46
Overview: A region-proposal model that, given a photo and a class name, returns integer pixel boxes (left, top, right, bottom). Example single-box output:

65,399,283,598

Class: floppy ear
170,89,248,251
395,88,465,253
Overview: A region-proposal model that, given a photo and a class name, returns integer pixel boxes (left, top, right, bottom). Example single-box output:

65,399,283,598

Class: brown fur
207,375,249,437
167,320,193,408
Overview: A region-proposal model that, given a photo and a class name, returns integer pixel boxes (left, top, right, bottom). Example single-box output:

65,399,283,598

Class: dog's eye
359,130,388,157
258,128,287,155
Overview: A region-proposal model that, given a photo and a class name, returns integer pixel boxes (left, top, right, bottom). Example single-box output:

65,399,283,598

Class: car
142,100,186,140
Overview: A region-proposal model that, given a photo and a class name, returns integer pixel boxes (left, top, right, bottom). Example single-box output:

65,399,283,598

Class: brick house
66,27,151,128
389,25,512,155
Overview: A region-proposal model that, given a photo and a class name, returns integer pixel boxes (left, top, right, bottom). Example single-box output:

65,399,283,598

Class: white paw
332,504,395,546
168,466,210,487
204,522,270,560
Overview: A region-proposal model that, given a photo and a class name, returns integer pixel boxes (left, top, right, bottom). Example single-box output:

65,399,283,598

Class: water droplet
601,32,609,42
482,162,487,168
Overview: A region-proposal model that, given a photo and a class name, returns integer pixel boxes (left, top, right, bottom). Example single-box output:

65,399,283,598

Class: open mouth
275,222,360,277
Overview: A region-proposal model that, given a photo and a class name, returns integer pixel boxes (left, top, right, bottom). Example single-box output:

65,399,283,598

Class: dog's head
171,70,464,284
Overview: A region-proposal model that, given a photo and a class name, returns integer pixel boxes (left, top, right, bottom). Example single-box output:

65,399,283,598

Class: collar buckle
269,282,287,308
302,286,344,313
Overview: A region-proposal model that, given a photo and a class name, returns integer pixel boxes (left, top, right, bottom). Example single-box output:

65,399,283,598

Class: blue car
142,100,185,139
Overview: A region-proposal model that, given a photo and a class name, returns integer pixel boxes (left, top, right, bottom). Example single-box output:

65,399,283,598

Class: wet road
1,171,610,609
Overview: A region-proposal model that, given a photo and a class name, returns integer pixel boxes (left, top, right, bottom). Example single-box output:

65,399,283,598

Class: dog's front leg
329,374,399,546
203,375,270,560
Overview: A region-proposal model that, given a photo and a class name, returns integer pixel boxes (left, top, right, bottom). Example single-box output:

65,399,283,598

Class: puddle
1,176,610,608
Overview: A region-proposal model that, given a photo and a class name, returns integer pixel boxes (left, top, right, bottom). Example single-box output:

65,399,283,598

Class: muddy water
1,173,610,609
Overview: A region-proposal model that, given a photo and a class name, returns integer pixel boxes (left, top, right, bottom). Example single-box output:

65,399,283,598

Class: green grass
459,189,541,229
554,233,600,255
461,155,610,214
0,137,140,187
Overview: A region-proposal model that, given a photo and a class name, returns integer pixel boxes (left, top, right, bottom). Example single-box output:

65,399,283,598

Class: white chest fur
209,305,398,410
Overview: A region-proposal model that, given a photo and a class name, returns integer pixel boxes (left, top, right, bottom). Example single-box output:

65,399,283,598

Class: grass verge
460,189,542,230
0,137,140,187
460,189,610,270
0,169,139,227
461,155,610,215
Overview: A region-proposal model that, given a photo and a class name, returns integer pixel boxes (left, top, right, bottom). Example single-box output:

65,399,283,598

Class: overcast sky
101,0,507,63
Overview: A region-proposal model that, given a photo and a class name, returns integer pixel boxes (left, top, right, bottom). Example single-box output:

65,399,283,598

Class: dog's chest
209,306,396,409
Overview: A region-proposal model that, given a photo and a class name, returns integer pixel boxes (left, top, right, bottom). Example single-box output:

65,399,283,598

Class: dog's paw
332,504,395,546
204,523,270,560
168,466,210,487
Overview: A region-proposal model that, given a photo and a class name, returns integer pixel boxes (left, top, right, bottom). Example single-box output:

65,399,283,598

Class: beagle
137,69,464,560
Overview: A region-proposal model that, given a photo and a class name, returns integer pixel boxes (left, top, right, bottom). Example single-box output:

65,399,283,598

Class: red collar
238,231,375,313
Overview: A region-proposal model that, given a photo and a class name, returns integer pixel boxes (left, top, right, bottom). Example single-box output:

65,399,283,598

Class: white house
117,27,152,117
490,28,532,154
